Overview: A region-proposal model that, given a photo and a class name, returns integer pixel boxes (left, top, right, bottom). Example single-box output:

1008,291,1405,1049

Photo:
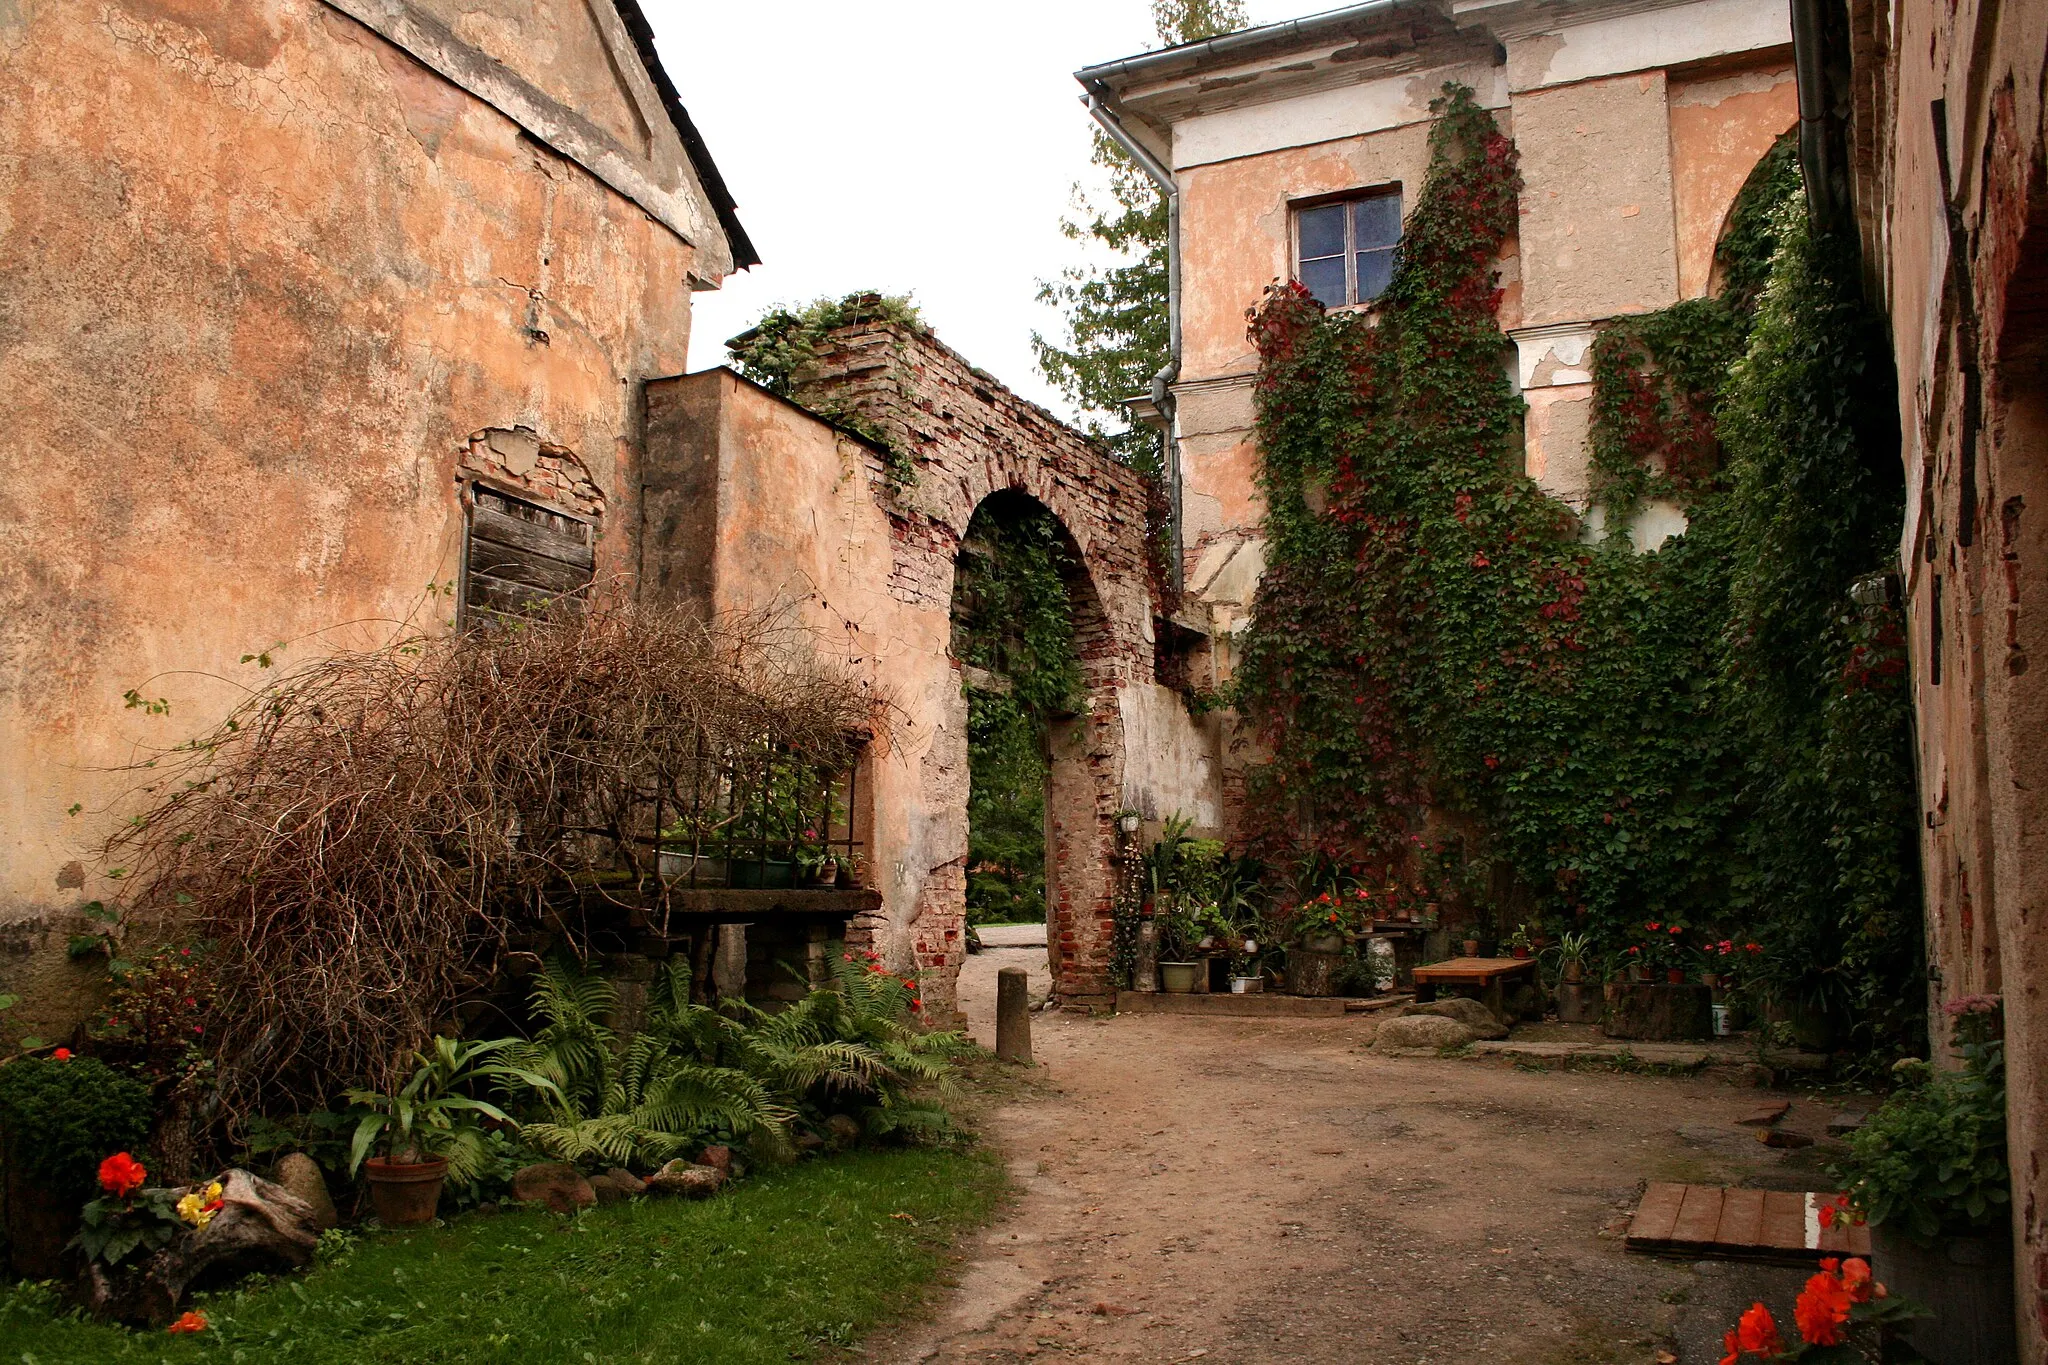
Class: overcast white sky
640,0,1295,418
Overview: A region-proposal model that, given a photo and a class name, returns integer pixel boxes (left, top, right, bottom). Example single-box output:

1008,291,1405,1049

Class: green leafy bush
502,953,966,1168
1833,1008,2010,1242
0,1056,154,1205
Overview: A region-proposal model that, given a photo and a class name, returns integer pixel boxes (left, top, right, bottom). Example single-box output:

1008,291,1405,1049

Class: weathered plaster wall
0,0,709,1037
1861,0,2048,1349
1668,63,1798,297
645,322,1182,1012
1511,72,1680,328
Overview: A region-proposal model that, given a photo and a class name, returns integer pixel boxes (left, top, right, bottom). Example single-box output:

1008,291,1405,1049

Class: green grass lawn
2,1148,1006,1365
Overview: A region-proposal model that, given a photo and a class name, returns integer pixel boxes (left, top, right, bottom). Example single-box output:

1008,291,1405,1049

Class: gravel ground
870,949,1858,1365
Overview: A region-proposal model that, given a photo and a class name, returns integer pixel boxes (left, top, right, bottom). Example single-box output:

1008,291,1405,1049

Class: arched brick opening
795,318,1157,1009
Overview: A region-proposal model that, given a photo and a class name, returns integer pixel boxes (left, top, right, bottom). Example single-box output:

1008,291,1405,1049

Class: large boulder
273,1153,337,1231
1398,996,1508,1039
645,1159,725,1198
1374,1014,1477,1051
79,1169,320,1326
510,1162,596,1214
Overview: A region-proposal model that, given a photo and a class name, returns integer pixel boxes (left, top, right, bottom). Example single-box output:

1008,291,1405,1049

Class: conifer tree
1033,1,1246,467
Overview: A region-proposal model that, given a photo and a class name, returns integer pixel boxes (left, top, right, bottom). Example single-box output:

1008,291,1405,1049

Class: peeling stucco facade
644,324,1213,1014
1843,0,2048,1350
0,0,739,1038
1083,0,1799,681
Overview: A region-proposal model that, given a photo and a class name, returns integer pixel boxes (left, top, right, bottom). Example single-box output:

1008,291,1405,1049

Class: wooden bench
1410,956,1539,1023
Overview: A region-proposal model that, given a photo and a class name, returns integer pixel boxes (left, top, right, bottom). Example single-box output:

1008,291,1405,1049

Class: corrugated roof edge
610,0,761,271
1074,0,1423,89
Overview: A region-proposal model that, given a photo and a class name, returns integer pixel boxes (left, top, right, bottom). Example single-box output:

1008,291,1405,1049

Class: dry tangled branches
102,600,879,1125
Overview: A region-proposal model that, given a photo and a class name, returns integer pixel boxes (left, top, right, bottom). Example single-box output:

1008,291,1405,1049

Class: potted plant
1543,931,1600,1024
1155,898,1201,993
1505,924,1533,960
1461,935,1482,958
1829,995,2016,1364
346,1036,553,1227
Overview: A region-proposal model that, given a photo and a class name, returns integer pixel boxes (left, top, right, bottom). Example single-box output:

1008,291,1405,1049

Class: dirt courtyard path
874,936,1843,1364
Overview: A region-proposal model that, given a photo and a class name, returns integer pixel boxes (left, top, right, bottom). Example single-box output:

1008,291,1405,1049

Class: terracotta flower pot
1665,968,1686,984
1562,961,1585,984
365,1156,447,1226
1512,946,1531,959
1462,939,1481,957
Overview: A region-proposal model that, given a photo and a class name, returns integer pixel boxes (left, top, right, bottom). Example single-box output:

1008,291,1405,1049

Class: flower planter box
1287,947,1343,998
1872,1223,2017,1364
1600,982,1710,1041
1554,981,1601,1024
728,859,796,889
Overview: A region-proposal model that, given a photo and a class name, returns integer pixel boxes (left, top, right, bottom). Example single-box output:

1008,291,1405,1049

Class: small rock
697,1145,733,1174
645,1159,725,1198
1375,1014,1478,1051
510,1162,596,1214
1397,996,1507,1039
1826,1110,1867,1137
1757,1128,1816,1149
823,1113,861,1147
272,1153,337,1231
794,1132,825,1153
587,1169,646,1205
1735,1101,1792,1127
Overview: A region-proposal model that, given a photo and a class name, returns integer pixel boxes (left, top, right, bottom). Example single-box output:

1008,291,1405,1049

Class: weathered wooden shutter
463,486,595,621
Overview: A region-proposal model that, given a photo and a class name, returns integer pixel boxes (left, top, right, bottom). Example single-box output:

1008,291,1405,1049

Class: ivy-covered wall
951,495,1086,926
1233,88,1920,1060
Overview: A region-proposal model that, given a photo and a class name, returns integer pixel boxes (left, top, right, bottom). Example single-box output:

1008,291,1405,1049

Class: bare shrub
101,600,879,1127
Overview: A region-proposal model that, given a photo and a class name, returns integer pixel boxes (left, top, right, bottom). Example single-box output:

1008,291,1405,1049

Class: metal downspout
1082,92,1184,599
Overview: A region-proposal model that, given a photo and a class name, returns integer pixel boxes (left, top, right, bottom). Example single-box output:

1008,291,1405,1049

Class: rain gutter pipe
1080,90,1185,596
1075,1,1406,597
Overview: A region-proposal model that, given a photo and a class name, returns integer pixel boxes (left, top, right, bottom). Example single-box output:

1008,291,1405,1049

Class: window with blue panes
1294,189,1402,308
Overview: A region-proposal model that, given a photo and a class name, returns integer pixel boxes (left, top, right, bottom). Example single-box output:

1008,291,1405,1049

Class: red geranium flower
99,1151,147,1199
1794,1265,1853,1345
1733,1302,1782,1355
166,1311,208,1334
52,1048,71,1061
1839,1256,1876,1303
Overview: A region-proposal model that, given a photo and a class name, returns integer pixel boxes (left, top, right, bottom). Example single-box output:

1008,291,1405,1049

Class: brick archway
796,317,1157,1009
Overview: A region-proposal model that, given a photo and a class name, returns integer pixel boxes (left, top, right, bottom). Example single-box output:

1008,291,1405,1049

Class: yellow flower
176,1182,224,1230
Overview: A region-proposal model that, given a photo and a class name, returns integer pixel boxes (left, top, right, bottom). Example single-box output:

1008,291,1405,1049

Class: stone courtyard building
1832,0,2048,1351
1079,0,1802,688
0,1,1197,1033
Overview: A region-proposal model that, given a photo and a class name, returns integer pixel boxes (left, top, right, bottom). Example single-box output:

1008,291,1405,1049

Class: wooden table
1410,956,1539,1023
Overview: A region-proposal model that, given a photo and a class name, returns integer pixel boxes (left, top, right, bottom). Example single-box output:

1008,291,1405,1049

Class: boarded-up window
463,486,595,622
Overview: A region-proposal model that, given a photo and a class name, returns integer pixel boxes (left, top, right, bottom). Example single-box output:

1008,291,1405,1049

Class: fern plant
731,954,970,1142
502,957,792,1170
499,953,969,1169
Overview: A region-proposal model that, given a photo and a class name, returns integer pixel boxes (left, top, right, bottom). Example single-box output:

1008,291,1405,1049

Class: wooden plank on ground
1625,1182,1688,1248
1671,1185,1726,1246
1628,1184,1870,1262
1760,1190,1808,1252
1715,1187,1767,1251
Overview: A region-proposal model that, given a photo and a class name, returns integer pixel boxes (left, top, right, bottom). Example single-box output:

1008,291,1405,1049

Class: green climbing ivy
1231,92,1920,1062
952,496,1085,926
728,291,924,485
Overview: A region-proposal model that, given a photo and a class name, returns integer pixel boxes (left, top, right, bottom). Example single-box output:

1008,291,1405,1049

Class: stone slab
1114,991,1347,1018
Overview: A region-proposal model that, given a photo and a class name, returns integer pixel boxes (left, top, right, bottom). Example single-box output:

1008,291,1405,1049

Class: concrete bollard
995,966,1032,1065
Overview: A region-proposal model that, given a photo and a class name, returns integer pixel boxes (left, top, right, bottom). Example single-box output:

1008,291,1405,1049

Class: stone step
1114,990,1351,1017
